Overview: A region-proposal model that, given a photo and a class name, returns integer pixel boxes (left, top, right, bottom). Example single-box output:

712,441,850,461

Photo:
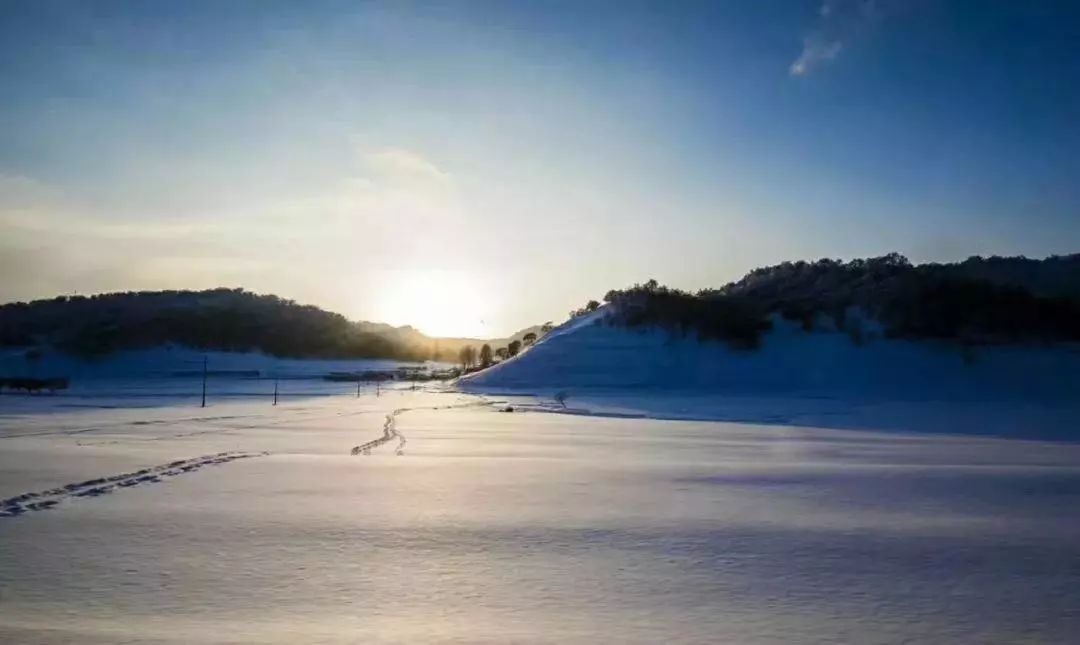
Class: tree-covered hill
5,254,1078,361
0,288,443,360
597,253,1080,349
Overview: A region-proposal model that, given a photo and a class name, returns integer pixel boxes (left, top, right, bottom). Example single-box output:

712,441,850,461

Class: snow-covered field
0,347,452,407
2,382,1080,643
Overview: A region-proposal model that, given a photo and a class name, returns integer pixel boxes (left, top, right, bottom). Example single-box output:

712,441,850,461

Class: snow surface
2,328,1079,642
2,384,1080,643
0,346,450,407
461,308,1080,439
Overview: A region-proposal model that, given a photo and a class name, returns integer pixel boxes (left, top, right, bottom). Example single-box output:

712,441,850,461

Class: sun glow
374,270,489,338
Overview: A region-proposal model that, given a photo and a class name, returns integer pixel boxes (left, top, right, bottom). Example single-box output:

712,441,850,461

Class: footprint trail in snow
349,399,488,456
0,451,268,518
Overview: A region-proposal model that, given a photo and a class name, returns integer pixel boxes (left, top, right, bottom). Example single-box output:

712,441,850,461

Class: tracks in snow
349,399,489,457
351,409,407,456
0,451,268,519
3,395,488,517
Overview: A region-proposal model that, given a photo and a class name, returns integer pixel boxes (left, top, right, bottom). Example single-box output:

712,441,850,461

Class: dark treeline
603,283,772,349
0,288,439,360
5,254,1078,360
591,253,1080,349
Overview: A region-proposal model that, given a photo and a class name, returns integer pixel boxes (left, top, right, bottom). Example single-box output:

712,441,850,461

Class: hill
462,253,1080,399
601,253,1080,349
0,288,505,362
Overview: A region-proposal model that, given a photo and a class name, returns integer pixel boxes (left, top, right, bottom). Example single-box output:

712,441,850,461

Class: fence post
201,355,207,408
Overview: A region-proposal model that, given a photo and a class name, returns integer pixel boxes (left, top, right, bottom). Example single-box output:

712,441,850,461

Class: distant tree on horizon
522,332,537,346
479,344,493,368
507,339,522,357
458,345,477,370
495,347,508,361
569,300,601,318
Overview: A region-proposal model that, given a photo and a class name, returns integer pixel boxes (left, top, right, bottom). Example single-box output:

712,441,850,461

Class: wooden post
273,377,278,406
356,379,361,398
200,355,207,408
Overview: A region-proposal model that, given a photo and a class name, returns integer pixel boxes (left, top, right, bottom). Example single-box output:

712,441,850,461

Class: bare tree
458,345,477,370
479,344,494,368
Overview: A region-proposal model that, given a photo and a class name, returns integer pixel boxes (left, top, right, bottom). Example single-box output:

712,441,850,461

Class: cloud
0,174,248,302
0,143,467,307
362,147,454,190
0,174,223,240
790,35,844,76
0,175,56,209
262,144,461,241
790,0,884,76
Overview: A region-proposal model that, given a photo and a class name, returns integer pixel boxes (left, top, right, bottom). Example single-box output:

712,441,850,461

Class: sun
375,270,489,338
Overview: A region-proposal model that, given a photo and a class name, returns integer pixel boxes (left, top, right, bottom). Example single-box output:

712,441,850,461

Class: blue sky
2,1,1078,336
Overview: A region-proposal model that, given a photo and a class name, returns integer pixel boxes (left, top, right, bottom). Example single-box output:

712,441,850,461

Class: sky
1,0,1078,337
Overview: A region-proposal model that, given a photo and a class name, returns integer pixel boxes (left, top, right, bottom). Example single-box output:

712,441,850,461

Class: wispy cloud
362,147,454,191
0,174,223,241
790,0,884,76
790,35,844,76
0,175,254,302
275,144,462,238
0,142,468,305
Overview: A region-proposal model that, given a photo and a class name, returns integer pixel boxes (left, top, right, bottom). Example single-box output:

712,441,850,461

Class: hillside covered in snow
461,307,1079,399
462,254,1080,408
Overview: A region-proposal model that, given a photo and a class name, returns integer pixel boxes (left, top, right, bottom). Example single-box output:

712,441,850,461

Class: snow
0,347,451,406
0,384,1079,643
0,345,446,380
2,327,1080,641
463,310,1080,400
462,311,1080,439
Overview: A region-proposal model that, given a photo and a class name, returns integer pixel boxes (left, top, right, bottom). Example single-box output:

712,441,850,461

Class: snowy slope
461,306,1080,403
